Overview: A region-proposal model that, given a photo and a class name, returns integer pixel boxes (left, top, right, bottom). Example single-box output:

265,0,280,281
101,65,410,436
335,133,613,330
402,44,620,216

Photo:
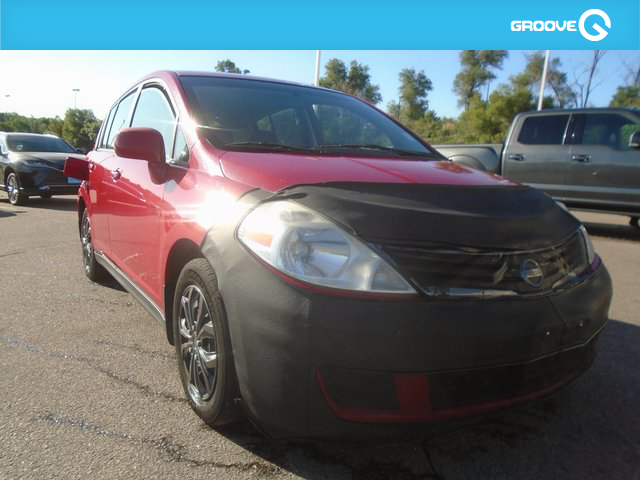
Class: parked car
0,132,85,205
434,108,640,228
66,71,612,440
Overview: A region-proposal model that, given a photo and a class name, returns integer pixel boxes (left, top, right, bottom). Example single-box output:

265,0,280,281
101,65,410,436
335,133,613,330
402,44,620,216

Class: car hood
220,152,580,250
219,151,515,192
10,152,84,171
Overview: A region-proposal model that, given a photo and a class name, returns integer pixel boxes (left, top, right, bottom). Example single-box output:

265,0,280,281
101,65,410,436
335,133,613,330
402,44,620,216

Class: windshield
7,135,76,154
180,76,437,158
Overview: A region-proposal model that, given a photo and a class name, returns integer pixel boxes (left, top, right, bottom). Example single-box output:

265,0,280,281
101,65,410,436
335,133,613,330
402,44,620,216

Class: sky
0,50,638,120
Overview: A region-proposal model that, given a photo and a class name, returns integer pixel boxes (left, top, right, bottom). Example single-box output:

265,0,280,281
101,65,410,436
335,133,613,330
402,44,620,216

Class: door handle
571,154,591,163
112,168,122,180
509,154,525,161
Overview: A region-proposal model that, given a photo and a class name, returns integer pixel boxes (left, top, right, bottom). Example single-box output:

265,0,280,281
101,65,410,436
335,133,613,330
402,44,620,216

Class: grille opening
383,231,589,297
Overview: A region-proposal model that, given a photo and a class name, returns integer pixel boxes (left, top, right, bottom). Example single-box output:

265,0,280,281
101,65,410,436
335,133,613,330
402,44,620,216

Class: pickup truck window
581,114,640,150
517,115,569,145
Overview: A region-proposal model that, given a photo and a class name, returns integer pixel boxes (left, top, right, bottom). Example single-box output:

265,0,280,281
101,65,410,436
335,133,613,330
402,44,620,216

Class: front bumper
202,232,612,440
16,167,80,196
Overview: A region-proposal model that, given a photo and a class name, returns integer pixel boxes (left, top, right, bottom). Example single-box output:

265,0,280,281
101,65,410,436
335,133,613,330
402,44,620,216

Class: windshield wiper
222,141,312,152
312,144,436,158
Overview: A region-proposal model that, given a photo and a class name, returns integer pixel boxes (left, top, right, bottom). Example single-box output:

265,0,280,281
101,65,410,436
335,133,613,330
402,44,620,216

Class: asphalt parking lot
1,194,638,480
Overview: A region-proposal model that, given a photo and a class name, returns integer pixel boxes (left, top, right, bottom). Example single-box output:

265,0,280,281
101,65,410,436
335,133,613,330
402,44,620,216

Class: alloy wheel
80,212,93,273
178,285,218,404
7,174,19,204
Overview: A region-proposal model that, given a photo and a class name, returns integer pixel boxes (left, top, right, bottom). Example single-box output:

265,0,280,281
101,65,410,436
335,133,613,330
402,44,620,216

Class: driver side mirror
75,147,86,154
114,128,166,164
629,130,640,149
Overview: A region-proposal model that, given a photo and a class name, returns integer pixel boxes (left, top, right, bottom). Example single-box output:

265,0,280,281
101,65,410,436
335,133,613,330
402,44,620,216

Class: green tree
453,50,508,110
610,86,640,108
215,59,250,74
387,68,433,123
62,109,101,151
512,52,576,108
319,59,382,104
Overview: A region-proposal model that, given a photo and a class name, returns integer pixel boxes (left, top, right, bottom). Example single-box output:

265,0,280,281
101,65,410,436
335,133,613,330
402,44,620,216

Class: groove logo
511,9,611,42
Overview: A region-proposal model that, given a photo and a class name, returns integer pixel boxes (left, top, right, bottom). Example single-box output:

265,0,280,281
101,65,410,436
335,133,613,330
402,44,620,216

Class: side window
99,106,115,149
581,114,640,150
105,92,135,149
130,87,176,158
0,137,7,154
314,104,393,147
172,127,190,165
517,115,570,145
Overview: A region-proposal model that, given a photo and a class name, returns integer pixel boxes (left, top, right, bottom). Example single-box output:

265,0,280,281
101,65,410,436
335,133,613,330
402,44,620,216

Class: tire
173,258,241,427
80,209,108,281
6,173,27,206
630,217,640,229
40,193,53,199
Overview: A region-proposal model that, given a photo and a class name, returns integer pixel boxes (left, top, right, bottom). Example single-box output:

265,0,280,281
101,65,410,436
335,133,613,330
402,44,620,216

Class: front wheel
173,258,241,427
6,173,27,206
630,217,640,229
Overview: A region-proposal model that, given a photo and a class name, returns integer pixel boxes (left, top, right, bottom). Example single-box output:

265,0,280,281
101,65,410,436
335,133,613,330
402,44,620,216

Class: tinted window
172,127,189,165
131,87,175,157
99,106,116,149
6,135,75,153
581,114,640,150
105,92,135,148
314,104,392,146
180,76,432,157
518,115,570,145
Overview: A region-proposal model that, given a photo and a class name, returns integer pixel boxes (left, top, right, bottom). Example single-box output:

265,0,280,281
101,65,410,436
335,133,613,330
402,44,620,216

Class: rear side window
104,92,135,149
581,114,640,150
517,115,570,145
99,107,115,149
131,87,176,157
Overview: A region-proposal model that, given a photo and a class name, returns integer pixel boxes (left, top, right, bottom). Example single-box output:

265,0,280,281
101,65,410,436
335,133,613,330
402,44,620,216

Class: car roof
517,107,639,117
0,132,60,138
140,70,337,95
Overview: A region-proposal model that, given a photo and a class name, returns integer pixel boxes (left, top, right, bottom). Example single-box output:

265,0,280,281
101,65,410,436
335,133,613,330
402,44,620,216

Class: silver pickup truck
435,108,640,228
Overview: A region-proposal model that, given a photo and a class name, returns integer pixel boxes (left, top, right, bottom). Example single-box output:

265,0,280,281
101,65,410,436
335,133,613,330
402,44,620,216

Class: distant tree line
316,52,640,144
0,109,101,151
3,53,638,151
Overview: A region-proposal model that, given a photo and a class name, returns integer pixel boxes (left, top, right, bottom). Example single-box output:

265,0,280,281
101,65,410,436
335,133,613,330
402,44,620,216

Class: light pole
314,50,321,86
537,50,550,111
72,88,80,109
4,94,10,113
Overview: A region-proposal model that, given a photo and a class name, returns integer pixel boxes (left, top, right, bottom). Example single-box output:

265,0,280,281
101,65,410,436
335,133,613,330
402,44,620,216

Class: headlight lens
579,225,596,265
237,201,416,294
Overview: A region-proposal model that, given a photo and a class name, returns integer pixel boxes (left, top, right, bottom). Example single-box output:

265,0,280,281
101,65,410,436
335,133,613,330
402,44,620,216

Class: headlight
578,225,596,265
237,201,416,294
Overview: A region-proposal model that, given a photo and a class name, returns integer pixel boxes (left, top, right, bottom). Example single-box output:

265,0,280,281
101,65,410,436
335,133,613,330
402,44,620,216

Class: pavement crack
0,336,183,403
0,241,76,258
33,412,281,474
420,443,444,480
93,339,175,361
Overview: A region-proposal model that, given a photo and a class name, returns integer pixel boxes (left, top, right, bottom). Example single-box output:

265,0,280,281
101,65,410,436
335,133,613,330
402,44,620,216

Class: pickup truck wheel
80,209,108,281
630,217,640,229
173,258,241,427
6,173,27,206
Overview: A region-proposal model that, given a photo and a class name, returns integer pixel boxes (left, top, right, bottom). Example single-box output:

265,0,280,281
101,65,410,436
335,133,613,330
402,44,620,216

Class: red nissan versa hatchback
65,71,612,440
